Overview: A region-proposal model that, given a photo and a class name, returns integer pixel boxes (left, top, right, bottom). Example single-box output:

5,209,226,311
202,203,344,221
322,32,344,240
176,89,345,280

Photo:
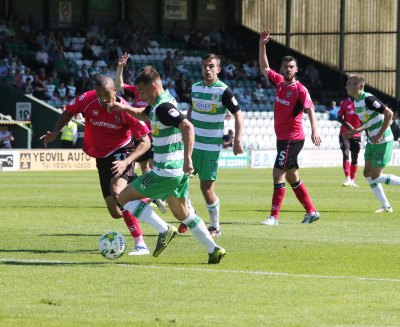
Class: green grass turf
1,167,400,326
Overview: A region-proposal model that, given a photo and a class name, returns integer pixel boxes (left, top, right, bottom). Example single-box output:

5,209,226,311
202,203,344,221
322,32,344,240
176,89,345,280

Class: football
98,232,126,260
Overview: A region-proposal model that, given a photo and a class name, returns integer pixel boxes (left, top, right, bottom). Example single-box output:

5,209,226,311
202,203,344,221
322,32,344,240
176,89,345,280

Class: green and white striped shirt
354,91,393,144
148,90,183,177
191,79,238,152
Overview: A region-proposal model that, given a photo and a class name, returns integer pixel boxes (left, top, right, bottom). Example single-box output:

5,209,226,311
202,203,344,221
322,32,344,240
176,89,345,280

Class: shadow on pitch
0,249,97,254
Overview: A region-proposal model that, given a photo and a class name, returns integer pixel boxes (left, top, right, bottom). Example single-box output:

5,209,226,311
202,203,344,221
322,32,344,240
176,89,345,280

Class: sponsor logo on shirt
89,118,121,129
211,94,220,101
153,124,159,136
275,96,290,106
193,101,217,112
135,100,147,107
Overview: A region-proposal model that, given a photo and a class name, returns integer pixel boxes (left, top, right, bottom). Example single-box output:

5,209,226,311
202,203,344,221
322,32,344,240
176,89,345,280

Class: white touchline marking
1,258,399,283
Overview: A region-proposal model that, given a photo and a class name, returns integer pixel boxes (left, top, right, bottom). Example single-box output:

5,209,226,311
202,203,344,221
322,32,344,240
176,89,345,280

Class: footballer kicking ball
98,232,126,260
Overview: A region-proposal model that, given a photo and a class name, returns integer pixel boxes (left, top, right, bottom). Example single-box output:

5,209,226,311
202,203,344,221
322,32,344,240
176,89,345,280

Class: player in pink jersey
337,97,361,187
40,76,170,256
116,52,167,213
258,29,322,225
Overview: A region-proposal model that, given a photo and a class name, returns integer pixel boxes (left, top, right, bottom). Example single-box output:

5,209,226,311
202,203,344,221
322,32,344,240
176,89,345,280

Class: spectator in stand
223,59,237,79
88,60,102,76
56,81,67,104
206,25,223,53
187,28,206,50
163,50,175,77
10,67,24,89
232,80,246,105
173,49,188,74
0,125,14,149
247,60,261,81
175,78,191,103
45,76,56,99
35,44,49,70
81,40,98,60
53,51,70,81
31,74,48,100
23,77,33,94
37,67,48,83
166,81,180,102
304,63,322,88
21,66,33,84
0,59,8,78
252,82,267,104
337,97,361,187
328,100,340,121
66,77,77,99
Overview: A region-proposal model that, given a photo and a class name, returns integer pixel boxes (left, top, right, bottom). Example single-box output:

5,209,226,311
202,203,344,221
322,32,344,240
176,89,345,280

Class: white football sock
373,174,400,186
366,177,391,208
182,212,216,253
206,198,220,229
124,200,168,233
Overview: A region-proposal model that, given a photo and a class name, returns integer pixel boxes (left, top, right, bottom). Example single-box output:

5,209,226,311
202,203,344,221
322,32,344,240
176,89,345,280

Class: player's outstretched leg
180,211,225,264
124,200,177,256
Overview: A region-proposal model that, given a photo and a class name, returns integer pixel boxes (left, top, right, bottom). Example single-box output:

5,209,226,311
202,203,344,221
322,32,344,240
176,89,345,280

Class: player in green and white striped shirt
110,66,226,264
183,54,244,237
345,74,400,213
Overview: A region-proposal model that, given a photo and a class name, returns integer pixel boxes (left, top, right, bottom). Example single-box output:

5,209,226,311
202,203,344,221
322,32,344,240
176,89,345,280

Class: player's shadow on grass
2,205,105,209
0,249,97,254
0,260,111,266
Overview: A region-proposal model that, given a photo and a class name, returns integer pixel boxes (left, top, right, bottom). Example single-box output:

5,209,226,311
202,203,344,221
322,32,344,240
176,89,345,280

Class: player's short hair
281,55,298,66
203,54,221,67
94,76,115,90
348,74,365,88
135,66,161,86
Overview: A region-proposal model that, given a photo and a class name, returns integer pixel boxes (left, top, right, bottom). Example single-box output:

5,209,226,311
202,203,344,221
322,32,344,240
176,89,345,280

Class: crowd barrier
1,149,400,172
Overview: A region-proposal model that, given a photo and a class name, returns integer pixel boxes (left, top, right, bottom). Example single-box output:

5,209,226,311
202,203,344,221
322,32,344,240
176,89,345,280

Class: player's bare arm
337,116,354,131
259,28,271,77
305,107,322,146
115,52,129,91
108,101,149,122
178,118,194,175
371,107,393,144
40,110,73,147
233,110,244,155
111,134,151,178
345,123,366,139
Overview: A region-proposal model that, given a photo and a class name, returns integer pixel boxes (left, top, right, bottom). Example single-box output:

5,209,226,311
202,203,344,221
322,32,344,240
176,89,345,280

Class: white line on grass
1,258,400,283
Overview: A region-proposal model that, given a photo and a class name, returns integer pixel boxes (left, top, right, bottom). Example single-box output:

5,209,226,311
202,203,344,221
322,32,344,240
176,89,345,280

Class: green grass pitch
1,167,400,326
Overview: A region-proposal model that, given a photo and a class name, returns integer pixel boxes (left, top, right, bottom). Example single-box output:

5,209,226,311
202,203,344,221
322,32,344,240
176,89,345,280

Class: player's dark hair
203,54,220,67
135,66,161,85
281,55,298,66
